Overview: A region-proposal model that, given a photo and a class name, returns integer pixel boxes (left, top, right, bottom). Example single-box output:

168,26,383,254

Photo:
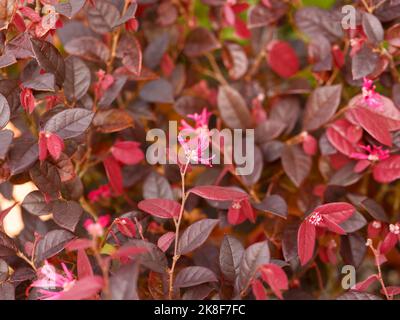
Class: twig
168,160,190,299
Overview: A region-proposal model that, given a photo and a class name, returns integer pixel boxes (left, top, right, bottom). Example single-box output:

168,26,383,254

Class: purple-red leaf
138,199,181,219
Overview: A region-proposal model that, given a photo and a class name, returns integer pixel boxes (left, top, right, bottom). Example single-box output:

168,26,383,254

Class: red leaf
65,238,93,251
77,249,94,279
373,155,400,183
38,132,48,161
302,134,317,156
111,141,144,165
157,231,175,252
267,40,299,78
385,286,400,296
346,107,392,146
323,215,346,235
115,217,136,238
260,264,288,300
380,232,398,254
111,245,147,259
189,185,248,201
326,119,362,156
138,198,181,219
316,202,355,224
297,220,316,266
227,203,246,225
57,276,103,300
103,155,124,195
251,279,267,300
46,133,64,160
353,274,379,292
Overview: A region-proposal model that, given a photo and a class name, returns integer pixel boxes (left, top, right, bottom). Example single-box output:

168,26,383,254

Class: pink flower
350,145,389,173
88,184,112,203
179,108,212,133
178,128,214,166
178,108,215,166
362,77,382,109
30,261,76,300
351,145,389,161
84,215,111,238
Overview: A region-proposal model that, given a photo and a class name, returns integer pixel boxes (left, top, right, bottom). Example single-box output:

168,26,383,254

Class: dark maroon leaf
0,282,14,300
0,94,10,130
217,85,253,129
8,135,39,175
65,36,110,62
336,291,382,300
87,0,120,34
352,45,379,80
174,96,207,117
23,73,55,92
7,33,34,59
178,219,219,255
224,42,248,80
52,200,83,232
64,56,91,102
34,229,75,264
110,262,139,300
93,108,133,133
0,231,17,256
340,211,367,233
29,162,61,197
281,144,312,187
0,79,20,112
0,258,8,282
98,76,127,107
31,38,65,86
0,51,16,68
124,240,167,273
253,194,288,219
143,32,169,70
360,198,389,222
303,85,342,131
44,108,94,139
295,7,343,42
362,12,384,44
22,191,53,216
139,79,174,104
183,27,221,57
239,240,270,291
219,235,244,283
117,35,142,76
247,2,288,29
174,266,218,288
143,172,174,200
340,233,367,269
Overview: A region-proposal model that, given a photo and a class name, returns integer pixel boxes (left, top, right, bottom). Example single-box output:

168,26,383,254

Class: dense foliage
0,0,400,300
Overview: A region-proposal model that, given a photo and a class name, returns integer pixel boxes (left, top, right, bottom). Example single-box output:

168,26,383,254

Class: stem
106,0,130,73
17,250,37,272
367,242,391,300
205,53,228,85
93,240,111,299
168,160,190,299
